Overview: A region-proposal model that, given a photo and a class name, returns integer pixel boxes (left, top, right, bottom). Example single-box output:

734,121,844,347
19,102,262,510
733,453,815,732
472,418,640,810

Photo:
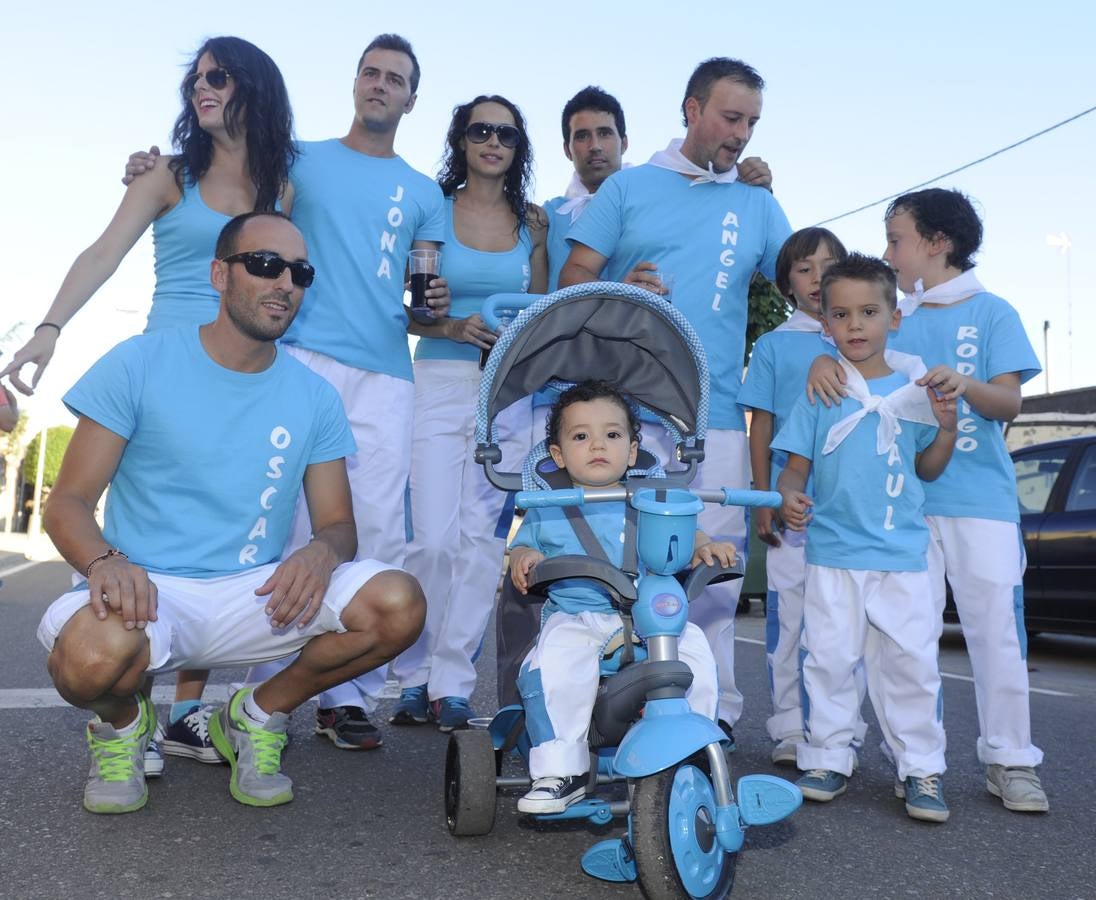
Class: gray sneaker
208,688,293,807
84,694,155,814
986,765,1049,812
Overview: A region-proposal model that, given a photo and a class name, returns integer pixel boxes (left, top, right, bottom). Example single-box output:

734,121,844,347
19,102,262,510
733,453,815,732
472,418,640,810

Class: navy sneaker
315,706,382,750
518,775,587,814
896,774,949,823
145,720,165,778
389,684,429,725
162,705,224,763
429,697,473,732
718,719,736,753
797,769,848,802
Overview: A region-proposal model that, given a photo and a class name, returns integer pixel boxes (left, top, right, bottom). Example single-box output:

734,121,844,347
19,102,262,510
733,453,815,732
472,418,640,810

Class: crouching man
37,211,425,813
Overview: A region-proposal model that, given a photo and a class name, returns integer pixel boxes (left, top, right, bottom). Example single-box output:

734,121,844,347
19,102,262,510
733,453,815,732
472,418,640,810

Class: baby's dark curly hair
546,380,641,448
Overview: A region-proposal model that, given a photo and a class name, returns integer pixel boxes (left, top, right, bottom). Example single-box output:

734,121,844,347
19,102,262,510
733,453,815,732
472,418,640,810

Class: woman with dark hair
0,35,296,773
2,35,297,392
392,94,546,732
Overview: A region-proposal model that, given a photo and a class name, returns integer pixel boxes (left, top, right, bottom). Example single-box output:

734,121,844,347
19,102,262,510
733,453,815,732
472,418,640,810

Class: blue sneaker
144,720,165,778
163,705,223,763
796,769,847,802
429,697,473,732
897,774,949,823
389,684,429,725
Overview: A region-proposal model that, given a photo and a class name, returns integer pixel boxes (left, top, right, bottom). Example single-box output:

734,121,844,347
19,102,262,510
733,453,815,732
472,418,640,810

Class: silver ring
101,592,109,602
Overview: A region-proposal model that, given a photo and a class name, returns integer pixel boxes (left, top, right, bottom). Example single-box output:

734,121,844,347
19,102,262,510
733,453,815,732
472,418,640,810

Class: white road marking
735,635,1076,697
0,679,403,710
0,559,43,579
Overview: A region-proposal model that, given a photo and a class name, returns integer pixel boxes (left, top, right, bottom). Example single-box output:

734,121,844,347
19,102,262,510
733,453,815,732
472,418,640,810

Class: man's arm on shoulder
255,458,357,628
43,417,157,629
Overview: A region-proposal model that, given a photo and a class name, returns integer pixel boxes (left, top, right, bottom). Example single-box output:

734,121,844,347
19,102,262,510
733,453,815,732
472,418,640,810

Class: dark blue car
945,435,1096,637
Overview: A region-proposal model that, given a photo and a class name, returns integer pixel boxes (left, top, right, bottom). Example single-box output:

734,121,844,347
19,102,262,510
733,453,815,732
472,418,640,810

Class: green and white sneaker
208,688,293,807
83,694,155,814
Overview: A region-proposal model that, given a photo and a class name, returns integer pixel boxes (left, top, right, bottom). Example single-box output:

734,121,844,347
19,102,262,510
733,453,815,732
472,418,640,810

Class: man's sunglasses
465,122,521,149
221,251,316,288
185,67,232,94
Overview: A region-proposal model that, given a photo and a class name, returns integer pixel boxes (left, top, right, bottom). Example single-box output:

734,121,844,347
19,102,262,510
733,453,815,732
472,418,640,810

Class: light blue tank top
147,180,230,333
414,196,533,363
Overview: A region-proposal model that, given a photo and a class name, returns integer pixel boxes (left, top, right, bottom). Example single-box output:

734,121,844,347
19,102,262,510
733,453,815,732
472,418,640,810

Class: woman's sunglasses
185,67,232,95
220,251,316,288
464,122,521,149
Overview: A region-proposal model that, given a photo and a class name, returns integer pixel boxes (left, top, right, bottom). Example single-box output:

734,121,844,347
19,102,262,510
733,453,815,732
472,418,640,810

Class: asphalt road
1,558,1094,900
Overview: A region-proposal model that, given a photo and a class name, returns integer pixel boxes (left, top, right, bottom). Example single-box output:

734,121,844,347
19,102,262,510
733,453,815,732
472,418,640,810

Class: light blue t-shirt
63,327,355,578
544,195,570,294
414,196,533,363
148,181,227,333
512,501,629,616
738,328,834,487
284,139,446,380
771,370,937,572
568,164,792,429
889,291,1040,522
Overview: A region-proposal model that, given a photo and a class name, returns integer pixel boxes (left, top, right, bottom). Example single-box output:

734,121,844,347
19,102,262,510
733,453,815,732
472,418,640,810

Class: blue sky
3,1,1094,423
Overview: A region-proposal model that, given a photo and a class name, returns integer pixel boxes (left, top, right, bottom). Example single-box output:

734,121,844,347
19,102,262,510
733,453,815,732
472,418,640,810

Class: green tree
22,425,75,489
745,273,792,365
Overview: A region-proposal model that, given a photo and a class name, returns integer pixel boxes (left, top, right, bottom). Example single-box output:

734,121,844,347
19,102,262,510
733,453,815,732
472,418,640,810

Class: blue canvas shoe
897,773,949,823
796,769,847,802
429,697,473,732
389,684,429,725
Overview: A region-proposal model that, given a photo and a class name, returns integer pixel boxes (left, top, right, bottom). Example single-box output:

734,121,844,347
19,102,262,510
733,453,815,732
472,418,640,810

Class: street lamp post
1043,320,1050,394
1046,232,1072,389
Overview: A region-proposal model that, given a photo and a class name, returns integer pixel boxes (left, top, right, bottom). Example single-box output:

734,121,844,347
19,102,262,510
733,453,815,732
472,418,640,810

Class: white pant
927,515,1042,767
248,349,414,712
765,535,808,741
798,565,946,780
520,612,718,778
643,426,749,725
398,360,533,699
38,560,389,673
766,535,868,745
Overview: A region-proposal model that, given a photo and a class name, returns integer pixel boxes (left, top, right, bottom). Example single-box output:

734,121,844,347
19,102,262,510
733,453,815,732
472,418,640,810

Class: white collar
647,138,738,186
899,269,985,317
775,310,824,333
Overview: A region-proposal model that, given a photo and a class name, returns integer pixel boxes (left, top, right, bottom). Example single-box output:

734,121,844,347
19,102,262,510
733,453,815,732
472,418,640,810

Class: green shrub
22,425,75,488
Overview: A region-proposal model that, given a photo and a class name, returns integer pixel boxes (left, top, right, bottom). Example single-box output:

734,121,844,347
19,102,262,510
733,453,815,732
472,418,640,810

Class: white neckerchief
556,171,593,221
898,269,985,317
647,138,738,186
775,310,823,333
822,351,936,456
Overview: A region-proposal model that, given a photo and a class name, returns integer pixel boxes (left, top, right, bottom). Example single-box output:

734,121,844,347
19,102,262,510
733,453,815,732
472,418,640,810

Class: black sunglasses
465,122,521,149
221,251,316,288
185,67,232,94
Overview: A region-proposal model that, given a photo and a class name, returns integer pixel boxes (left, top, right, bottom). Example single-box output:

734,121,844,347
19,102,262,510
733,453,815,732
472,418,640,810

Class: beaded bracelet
85,548,128,578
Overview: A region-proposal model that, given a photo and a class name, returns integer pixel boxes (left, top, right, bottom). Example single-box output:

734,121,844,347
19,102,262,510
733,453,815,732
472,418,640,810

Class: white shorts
37,559,393,675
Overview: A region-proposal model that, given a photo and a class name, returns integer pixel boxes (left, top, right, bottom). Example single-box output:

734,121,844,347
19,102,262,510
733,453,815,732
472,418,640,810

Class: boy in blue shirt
809,190,1048,813
509,381,733,813
739,226,871,765
773,254,957,823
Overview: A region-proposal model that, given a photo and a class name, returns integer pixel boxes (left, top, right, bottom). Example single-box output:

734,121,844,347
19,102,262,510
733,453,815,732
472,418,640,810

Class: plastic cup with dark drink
409,248,441,324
